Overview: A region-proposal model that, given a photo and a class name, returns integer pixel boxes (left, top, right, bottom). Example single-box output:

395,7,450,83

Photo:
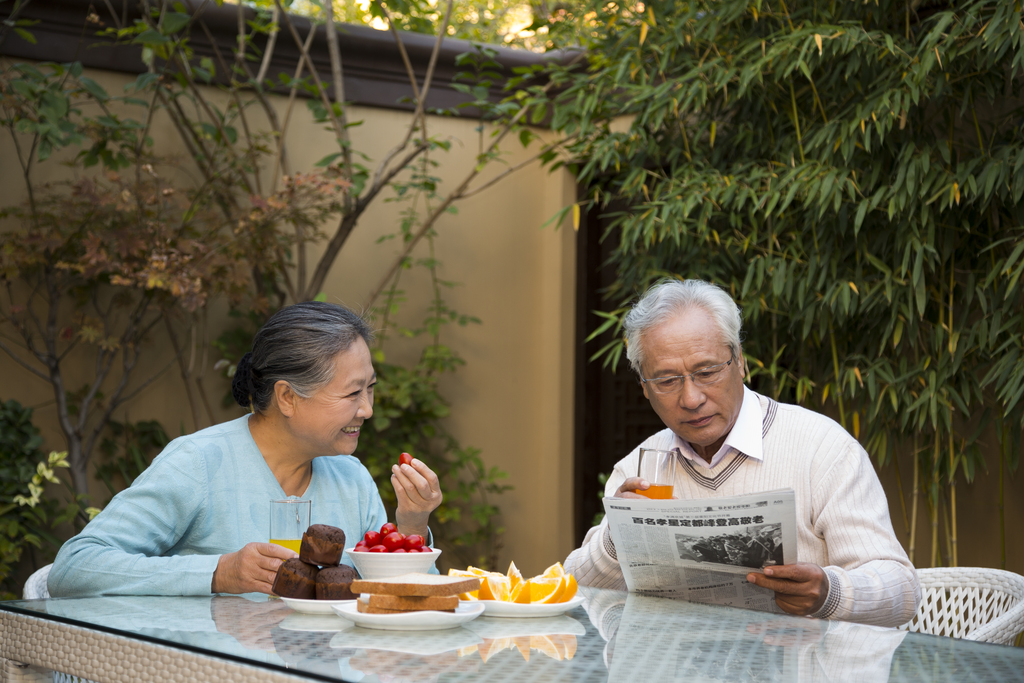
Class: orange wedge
548,634,577,659
528,576,564,604
507,561,524,592
539,562,566,580
559,574,578,602
530,635,564,661
478,574,511,601
479,638,506,663
512,635,531,661
510,580,532,604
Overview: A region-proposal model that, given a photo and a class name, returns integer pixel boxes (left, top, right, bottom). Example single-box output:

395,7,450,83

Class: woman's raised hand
211,542,296,594
392,455,442,538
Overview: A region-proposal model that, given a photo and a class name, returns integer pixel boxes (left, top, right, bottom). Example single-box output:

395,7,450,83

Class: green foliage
0,400,64,599
546,0,1024,566
2,1,531,565
591,472,609,527
242,0,546,50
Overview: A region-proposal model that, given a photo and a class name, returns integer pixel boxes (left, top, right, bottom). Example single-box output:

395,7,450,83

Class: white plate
280,612,355,632
332,601,485,631
281,597,356,615
477,595,585,618
329,626,482,654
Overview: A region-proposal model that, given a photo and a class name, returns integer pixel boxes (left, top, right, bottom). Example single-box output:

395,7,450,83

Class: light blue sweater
48,415,388,597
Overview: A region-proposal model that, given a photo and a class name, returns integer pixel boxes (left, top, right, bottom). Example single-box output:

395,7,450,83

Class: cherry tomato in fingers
382,532,406,552
368,545,388,553
363,531,382,547
399,452,414,467
403,534,425,551
380,522,397,537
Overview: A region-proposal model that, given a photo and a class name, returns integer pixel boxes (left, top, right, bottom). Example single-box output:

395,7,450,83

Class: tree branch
256,3,280,85
0,338,49,380
459,139,575,199
163,312,203,431
364,93,545,308
368,0,453,192
271,1,347,158
303,139,432,298
270,21,317,193
323,0,353,199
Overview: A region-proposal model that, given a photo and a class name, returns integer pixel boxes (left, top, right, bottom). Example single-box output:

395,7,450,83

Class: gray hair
623,279,742,374
233,302,374,413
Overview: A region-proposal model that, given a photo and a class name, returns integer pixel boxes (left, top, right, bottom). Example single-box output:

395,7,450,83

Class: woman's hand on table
211,595,291,650
212,542,296,594
392,457,442,537
746,562,829,616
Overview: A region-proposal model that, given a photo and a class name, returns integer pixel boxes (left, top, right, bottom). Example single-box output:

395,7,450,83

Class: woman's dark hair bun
231,352,255,409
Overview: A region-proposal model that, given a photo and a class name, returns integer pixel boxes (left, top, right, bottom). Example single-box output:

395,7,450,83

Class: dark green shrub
0,400,64,599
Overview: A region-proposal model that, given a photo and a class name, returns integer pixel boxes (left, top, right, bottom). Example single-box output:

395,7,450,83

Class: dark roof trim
0,0,575,119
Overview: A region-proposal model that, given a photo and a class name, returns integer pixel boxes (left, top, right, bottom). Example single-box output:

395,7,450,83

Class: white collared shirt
673,385,763,469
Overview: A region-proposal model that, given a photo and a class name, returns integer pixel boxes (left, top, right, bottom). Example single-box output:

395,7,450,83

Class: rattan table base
0,611,308,683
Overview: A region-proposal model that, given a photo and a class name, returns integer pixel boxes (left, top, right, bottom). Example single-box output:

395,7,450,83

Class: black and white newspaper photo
602,489,798,611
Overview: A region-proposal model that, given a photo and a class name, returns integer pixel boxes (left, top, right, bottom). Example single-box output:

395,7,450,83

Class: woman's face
288,337,375,458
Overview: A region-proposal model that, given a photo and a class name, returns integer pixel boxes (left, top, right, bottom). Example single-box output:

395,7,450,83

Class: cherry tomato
380,522,397,537
392,548,407,553
382,531,406,552
363,530,382,547
403,534,425,551
399,452,414,467
368,545,388,553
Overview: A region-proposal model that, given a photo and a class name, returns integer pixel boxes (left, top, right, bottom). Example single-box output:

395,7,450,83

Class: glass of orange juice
269,498,310,553
636,448,677,499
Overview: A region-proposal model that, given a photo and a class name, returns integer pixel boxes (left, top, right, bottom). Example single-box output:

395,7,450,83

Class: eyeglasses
640,358,734,395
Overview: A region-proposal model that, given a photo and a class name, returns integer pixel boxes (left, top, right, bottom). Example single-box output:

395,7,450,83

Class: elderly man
566,279,920,627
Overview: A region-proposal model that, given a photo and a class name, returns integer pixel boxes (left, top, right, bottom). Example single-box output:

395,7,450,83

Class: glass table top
3,588,1024,682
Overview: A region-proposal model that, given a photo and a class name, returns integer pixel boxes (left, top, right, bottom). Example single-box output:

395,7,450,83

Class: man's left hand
392,457,442,538
746,563,829,616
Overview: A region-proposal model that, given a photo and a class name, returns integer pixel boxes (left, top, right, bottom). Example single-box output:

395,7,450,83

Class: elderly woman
48,302,442,597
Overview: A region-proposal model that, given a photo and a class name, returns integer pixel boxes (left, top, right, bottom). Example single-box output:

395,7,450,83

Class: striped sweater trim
761,395,779,438
680,451,747,490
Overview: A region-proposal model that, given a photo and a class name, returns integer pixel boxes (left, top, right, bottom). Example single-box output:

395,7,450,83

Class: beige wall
0,66,579,577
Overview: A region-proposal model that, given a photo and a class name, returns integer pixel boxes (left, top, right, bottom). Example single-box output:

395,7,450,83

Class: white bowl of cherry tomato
345,522,440,579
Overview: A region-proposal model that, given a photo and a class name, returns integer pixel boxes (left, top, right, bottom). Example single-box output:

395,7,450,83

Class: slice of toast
350,573,481,597
357,597,456,614
367,593,459,611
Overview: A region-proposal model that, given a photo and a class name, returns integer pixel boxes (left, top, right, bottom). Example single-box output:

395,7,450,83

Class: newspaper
602,489,797,612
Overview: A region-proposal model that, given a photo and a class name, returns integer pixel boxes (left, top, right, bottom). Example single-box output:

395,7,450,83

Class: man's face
639,307,745,456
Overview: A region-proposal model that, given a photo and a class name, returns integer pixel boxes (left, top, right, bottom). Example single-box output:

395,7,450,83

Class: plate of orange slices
448,562,583,618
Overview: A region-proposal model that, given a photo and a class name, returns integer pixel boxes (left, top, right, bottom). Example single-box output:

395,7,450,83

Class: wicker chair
21,564,51,600
899,567,1024,645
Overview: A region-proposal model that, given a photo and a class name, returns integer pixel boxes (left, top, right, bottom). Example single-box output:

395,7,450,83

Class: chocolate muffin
272,558,319,599
315,564,358,600
300,524,346,566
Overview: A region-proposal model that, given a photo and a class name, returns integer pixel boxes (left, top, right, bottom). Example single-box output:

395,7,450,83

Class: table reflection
13,590,1024,683
579,587,908,682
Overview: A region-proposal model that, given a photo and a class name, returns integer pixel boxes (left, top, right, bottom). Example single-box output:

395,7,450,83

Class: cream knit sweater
565,393,921,627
